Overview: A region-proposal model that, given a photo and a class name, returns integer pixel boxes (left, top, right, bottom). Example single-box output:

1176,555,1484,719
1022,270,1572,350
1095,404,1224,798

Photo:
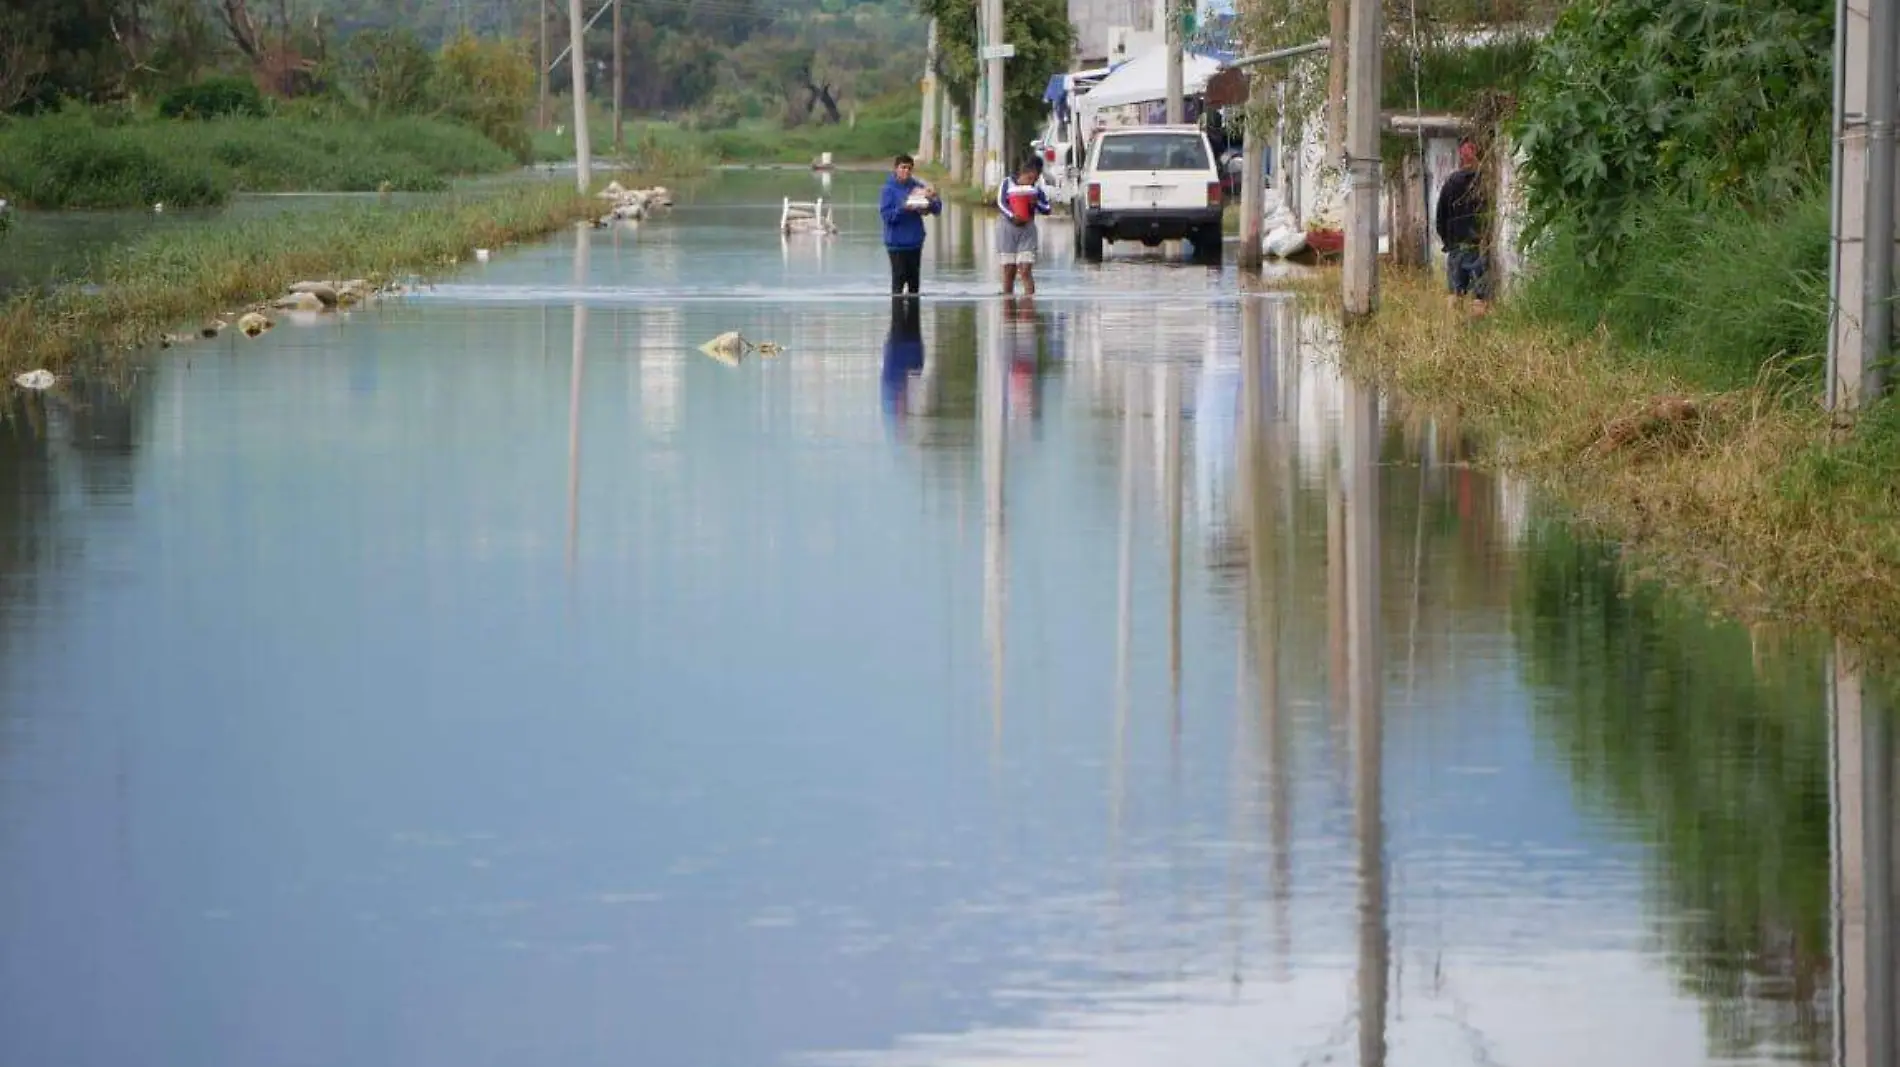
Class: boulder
237,311,273,337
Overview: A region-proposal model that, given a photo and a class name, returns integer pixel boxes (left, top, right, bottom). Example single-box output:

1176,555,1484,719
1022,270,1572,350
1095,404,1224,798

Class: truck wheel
1082,225,1106,262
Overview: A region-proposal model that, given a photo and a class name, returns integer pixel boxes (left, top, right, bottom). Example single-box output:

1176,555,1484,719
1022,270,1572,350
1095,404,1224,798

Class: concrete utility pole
949,103,967,183
567,0,592,191
1327,0,1348,157
611,0,624,155
1827,0,1900,410
1165,0,1185,123
919,19,941,163
1342,0,1382,315
969,87,983,187
538,0,551,129
982,0,1009,186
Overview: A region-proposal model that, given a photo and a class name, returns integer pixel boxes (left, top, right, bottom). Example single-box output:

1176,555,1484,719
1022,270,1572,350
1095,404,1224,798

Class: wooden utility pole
612,0,624,155
1342,0,1381,315
567,0,591,190
538,0,551,129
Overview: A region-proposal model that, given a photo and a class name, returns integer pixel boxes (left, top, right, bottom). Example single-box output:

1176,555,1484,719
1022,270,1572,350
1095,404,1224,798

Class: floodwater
0,170,1888,1067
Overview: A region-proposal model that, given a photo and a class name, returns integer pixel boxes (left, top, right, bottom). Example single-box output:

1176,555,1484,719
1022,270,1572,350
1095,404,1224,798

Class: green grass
0,109,521,210
0,180,602,373
1510,186,1832,390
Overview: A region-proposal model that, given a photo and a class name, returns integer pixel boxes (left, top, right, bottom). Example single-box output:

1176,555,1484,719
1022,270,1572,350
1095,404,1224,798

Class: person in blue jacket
879,154,942,296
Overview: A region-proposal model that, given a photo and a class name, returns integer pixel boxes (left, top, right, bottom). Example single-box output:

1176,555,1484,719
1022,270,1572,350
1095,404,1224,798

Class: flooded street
0,170,1880,1066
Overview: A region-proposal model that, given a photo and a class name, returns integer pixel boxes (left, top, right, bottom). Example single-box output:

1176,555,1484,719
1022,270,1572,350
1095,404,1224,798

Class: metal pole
984,0,1008,187
1860,0,1897,403
1165,0,1184,124
611,0,624,155
1342,0,1382,316
538,0,550,130
567,0,592,190
1226,38,1330,68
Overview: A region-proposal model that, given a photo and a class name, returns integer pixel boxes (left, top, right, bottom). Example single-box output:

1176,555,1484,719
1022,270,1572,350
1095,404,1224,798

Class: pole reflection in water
1241,292,1297,979
1343,367,1389,1067
981,296,1009,759
1108,359,1139,968
1160,361,1185,741
567,222,589,579
1830,637,1896,1067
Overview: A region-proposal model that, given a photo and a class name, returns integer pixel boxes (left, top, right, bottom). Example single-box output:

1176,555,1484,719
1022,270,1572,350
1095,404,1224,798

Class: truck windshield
1094,133,1210,171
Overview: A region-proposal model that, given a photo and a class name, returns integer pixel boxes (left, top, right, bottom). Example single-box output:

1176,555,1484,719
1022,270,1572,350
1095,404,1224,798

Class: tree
914,0,1072,157
344,26,436,113
434,30,535,160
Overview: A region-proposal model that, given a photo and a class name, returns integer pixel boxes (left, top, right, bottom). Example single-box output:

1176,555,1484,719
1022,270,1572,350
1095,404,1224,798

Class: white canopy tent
1077,46,1226,117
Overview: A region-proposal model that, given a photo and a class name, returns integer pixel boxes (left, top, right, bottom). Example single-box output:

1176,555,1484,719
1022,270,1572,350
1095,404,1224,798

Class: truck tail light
1207,182,1222,207
1087,183,1101,208
1044,146,1056,163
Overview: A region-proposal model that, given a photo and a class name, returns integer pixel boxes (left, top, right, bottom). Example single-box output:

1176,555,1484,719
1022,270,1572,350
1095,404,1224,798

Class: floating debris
755,341,784,357
14,369,55,390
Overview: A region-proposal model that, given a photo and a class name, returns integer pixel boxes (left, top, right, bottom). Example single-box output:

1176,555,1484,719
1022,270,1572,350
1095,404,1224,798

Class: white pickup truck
1070,125,1225,263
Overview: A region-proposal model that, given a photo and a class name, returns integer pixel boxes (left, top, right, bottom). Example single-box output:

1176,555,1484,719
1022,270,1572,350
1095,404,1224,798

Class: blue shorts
1447,247,1488,298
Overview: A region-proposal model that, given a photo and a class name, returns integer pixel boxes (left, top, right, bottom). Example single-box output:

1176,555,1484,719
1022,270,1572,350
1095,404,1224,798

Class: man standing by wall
1434,138,1491,316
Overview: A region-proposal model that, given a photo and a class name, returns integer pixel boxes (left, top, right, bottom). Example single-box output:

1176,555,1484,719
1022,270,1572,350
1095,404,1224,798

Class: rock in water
237,312,273,337
698,330,748,366
288,281,340,307
14,369,55,390
273,291,326,312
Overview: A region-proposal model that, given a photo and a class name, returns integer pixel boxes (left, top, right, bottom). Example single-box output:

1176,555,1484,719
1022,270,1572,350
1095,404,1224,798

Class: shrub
157,76,269,120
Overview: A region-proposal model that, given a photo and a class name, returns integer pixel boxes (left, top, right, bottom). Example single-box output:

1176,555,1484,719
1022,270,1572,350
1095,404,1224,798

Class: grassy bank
0,180,602,374
1326,254,1900,650
0,111,521,210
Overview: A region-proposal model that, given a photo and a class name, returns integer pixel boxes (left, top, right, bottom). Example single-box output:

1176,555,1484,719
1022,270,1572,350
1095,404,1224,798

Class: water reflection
882,297,927,428
0,173,1893,1067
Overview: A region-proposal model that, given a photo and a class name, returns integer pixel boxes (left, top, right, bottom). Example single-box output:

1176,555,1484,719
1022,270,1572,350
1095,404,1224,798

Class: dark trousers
888,247,922,295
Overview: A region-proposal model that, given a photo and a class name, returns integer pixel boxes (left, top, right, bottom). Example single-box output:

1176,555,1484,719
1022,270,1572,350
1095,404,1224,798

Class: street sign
980,44,1016,60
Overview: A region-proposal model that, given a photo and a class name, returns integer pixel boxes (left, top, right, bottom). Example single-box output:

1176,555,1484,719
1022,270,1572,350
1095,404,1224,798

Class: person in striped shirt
995,158,1052,296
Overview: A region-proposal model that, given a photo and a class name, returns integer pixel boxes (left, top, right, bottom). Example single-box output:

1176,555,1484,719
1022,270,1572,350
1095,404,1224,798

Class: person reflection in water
882,296,926,430
1003,296,1043,423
